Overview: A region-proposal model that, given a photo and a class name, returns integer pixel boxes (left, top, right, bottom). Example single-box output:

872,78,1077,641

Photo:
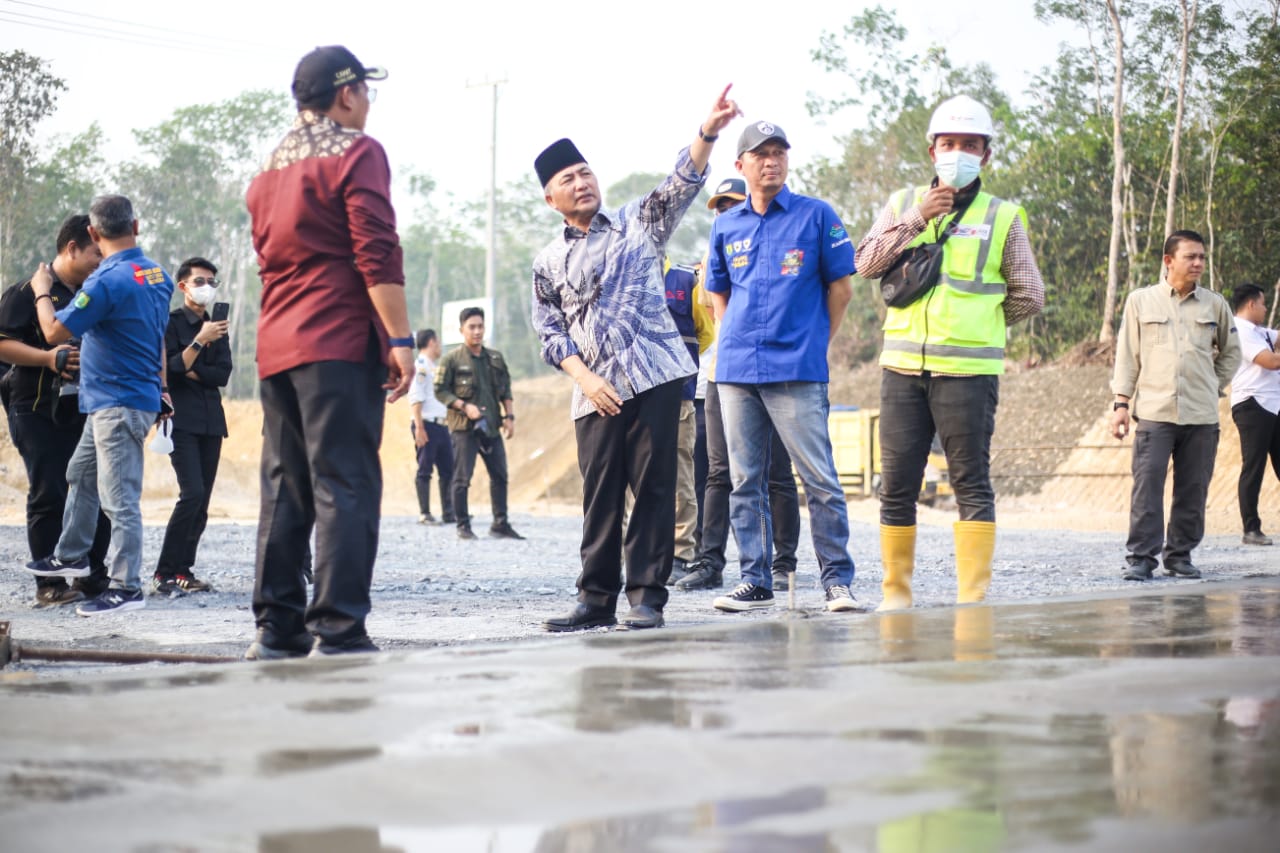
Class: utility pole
466,76,506,317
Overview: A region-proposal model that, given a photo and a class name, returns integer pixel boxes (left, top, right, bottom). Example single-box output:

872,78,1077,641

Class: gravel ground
1,502,1276,676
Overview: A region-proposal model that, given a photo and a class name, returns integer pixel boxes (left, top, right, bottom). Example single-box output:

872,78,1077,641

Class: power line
0,0,274,52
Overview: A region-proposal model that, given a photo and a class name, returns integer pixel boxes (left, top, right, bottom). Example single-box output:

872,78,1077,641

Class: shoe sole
25,565,91,578
76,599,146,617
1164,570,1201,579
826,600,859,613
713,598,774,612
244,643,310,661
676,575,724,591
618,618,664,630
542,618,617,633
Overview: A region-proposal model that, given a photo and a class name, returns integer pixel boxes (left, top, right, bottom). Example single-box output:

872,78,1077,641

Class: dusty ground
1,360,1277,672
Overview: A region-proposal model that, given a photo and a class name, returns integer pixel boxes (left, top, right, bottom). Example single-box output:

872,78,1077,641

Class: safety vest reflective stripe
882,339,1006,361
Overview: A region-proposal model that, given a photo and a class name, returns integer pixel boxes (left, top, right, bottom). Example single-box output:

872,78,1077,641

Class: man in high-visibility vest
855,95,1045,611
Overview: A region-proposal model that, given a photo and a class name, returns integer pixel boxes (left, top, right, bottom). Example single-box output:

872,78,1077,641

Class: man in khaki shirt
1110,229,1240,580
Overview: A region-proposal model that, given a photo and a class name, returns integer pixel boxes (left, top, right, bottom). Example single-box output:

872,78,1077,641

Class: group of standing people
3,43,1272,657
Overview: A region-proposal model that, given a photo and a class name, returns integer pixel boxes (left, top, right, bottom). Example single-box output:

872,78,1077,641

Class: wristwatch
388,336,415,348
1113,401,1129,411
190,340,204,352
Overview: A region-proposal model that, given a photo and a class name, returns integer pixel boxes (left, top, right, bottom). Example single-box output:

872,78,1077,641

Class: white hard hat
927,95,994,142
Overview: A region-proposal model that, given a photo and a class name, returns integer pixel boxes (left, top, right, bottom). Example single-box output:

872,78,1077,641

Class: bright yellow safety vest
878,187,1025,375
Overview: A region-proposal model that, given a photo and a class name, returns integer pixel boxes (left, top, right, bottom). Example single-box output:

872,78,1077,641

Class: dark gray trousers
1126,420,1219,569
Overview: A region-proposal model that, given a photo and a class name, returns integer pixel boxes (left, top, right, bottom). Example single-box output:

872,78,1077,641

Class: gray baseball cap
736,121,790,157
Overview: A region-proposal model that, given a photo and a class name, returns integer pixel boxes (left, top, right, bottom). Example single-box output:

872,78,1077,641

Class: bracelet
161,386,169,393
697,126,718,143
388,335,415,348
34,293,53,305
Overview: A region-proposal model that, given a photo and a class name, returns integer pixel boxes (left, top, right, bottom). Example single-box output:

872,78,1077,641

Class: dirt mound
1,354,1276,536
1057,338,1117,368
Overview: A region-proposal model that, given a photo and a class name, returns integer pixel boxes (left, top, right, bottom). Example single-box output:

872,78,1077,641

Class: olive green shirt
1111,283,1240,425
433,344,512,433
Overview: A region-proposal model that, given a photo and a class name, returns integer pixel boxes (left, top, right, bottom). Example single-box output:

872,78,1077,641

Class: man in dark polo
153,257,231,595
245,45,414,659
434,306,522,541
0,213,110,607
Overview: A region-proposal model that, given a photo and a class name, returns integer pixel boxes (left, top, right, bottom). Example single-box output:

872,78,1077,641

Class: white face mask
934,150,983,189
189,284,218,307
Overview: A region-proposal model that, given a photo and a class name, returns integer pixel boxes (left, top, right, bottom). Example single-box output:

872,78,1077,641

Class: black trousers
697,381,800,573
156,429,223,576
693,397,708,549
411,420,454,518
1232,398,1280,535
254,339,386,646
7,409,110,592
1126,420,1218,569
450,427,508,529
575,379,682,610
880,369,998,525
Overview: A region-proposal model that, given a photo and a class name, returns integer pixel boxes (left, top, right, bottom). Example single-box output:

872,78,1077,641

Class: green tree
0,50,67,284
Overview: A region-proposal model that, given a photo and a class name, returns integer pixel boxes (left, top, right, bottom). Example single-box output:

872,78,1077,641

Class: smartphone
211,302,230,323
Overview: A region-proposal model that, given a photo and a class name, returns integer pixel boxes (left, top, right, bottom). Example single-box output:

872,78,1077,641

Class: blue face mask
934,150,982,188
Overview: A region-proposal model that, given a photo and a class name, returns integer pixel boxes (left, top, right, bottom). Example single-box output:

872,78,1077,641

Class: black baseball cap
706,178,747,209
736,121,790,158
292,46,387,103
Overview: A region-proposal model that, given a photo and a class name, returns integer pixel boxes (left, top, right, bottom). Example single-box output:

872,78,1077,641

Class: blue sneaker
76,588,146,616
25,554,91,578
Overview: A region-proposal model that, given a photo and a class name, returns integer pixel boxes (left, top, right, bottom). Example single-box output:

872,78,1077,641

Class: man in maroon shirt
244,45,414,659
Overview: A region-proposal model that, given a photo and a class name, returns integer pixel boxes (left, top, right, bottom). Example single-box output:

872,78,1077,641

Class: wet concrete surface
0,579,1277,852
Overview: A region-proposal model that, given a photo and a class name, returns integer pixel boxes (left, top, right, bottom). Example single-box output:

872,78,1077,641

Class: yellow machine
822,407,951,505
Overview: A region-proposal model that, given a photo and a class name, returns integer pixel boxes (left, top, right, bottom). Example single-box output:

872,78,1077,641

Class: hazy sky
4,0,1078,208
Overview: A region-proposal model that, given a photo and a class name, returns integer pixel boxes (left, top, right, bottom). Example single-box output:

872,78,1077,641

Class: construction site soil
1,356,1276,667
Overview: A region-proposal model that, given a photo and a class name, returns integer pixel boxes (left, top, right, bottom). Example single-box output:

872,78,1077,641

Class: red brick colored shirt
246,110,404,379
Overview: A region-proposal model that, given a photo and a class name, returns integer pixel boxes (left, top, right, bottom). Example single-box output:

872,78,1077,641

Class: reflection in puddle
1,758,222,805
256,746,382,777
289,696,376,714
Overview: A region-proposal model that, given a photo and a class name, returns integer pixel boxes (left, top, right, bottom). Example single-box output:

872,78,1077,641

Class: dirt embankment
1,357,1276,535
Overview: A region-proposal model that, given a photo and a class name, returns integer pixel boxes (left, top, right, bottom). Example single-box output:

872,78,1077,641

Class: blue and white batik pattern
532,148,705,421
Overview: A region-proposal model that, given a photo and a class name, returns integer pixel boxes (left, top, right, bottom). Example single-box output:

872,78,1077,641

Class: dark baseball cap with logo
736,121,790,158
292,45,387,103
706,178,747,209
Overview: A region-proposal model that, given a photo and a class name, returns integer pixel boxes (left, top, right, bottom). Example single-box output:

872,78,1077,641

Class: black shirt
165,305,231,437
0,270,81,420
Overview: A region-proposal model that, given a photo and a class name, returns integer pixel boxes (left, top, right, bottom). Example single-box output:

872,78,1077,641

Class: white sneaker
825,585,858,613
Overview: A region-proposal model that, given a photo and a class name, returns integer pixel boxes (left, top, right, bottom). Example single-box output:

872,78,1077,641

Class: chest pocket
1139,313,1170,346
454,366,475,399
1192,317,1218,350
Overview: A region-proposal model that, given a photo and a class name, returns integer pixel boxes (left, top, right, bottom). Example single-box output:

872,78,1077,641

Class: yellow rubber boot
954,520,996,604
876,524,916,612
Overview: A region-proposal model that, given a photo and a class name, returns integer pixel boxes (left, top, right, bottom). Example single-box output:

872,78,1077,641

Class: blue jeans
717,382,854,589
57,406,152,592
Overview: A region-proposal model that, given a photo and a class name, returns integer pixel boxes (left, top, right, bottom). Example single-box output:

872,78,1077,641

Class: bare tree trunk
1123,162,1139,291
1164,0,1198,239
1100,0,1127,343
1079,0,1107,117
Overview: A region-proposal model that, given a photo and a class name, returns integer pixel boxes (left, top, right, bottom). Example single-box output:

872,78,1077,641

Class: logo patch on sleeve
132,264,167,285
73,291,90,309
780,249,805,276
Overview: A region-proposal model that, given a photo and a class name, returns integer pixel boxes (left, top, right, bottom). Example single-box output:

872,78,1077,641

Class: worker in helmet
854,94,1045,611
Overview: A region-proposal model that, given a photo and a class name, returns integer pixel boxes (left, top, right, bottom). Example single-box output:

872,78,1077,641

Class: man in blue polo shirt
704,121,858,613
23,194,173,616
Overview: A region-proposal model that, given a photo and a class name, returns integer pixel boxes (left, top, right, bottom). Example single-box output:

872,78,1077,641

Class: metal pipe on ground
0,621,239,669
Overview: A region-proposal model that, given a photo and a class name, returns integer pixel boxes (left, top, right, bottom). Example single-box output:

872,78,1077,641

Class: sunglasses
186,277,220,287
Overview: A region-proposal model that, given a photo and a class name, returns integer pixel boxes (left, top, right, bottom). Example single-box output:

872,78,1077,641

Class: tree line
3,1,1278,394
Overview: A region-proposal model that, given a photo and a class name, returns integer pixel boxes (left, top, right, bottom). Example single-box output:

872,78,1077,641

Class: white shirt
1231,316,1280,414
408,353,448,420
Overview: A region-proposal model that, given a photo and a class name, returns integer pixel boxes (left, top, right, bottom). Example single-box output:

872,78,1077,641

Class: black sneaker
418,513,437,525
309,635,380,657
667,558,692,586
152,574,184,596
713,583,775,612
244,629,313,661
34,585,85,609
1122,562,1154,581
458,525,478,540
675,562,724,591
1164,561,1201,579
25,554,91,578
1242,530,1272,546
825,584,859,612
76,587,146,616
489,523,525,540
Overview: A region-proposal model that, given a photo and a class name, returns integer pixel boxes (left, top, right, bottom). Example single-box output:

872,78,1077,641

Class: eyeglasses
186,277,220,287
366,86,377,103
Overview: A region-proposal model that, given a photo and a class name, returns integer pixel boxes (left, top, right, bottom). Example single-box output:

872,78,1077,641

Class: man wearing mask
0,213,111,607
856,95,1045,611
153,257,231,595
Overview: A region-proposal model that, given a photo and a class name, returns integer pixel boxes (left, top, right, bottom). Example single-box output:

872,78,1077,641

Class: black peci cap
535,138,587,188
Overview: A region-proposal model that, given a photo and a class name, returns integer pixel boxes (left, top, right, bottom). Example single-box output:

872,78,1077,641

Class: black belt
425,417,446,425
